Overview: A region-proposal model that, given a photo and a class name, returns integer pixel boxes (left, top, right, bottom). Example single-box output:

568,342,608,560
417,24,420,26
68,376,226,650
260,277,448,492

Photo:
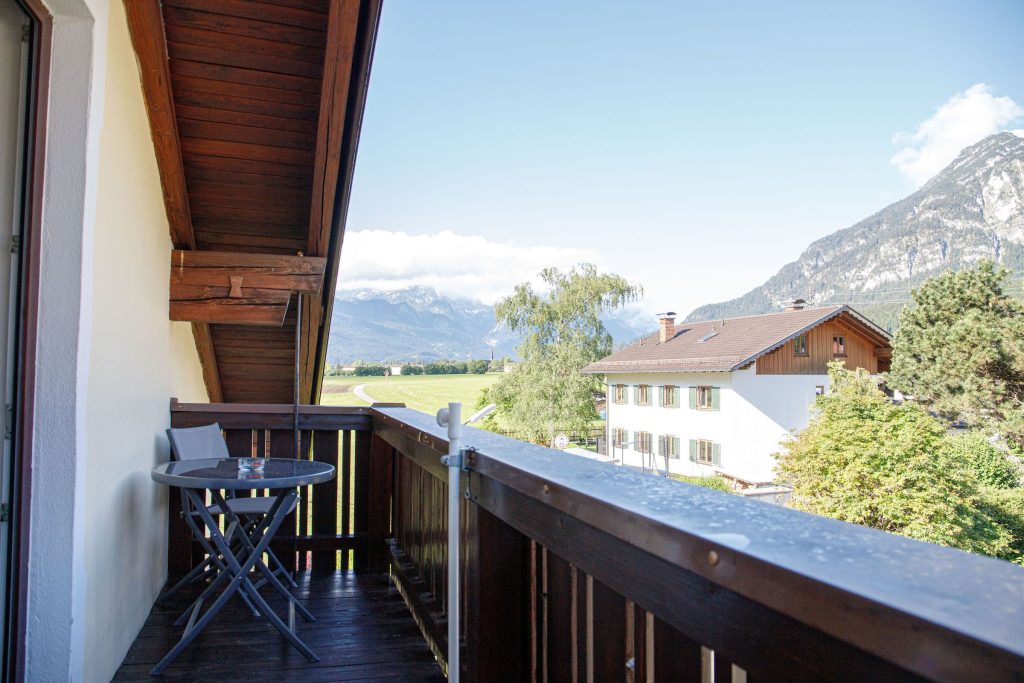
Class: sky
339,0,1024,320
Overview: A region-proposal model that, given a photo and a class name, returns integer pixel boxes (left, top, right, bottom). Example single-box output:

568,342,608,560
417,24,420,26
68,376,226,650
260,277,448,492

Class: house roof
582,305,891,374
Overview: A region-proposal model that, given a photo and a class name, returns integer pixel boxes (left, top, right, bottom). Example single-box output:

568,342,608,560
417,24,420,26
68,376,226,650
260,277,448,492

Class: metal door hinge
4,404,11,439
11,236,20,254
0,503,9,522
22,25,30,43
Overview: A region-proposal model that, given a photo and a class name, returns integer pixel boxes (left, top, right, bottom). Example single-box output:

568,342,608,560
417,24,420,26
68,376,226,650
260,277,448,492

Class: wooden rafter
300,0,366,401
307,0,385,403
125,0,222,402
169,251,326,326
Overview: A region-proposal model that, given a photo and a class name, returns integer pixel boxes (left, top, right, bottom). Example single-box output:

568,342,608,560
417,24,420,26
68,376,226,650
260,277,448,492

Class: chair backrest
166,423,231,461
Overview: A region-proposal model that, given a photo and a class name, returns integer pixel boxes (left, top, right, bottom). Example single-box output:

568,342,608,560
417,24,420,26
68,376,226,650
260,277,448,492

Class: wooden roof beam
169,250,326,326
125,0,222,401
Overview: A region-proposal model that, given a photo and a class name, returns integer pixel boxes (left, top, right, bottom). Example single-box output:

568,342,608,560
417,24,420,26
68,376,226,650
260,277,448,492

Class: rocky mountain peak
686,132,1024,329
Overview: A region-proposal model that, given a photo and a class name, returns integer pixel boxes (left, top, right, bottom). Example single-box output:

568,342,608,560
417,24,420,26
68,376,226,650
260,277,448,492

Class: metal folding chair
159,423,298,606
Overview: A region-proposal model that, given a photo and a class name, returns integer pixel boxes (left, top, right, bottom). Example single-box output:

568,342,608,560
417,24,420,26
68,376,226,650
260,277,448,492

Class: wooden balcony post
352,430,371,571
463,503,529,682
365,432,394,572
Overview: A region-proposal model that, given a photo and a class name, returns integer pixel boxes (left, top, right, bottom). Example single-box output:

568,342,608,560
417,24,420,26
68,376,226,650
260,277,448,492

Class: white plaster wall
606,372,731,478
24,0,208,680
729,366,828,481
81,2,208,680
605,367,828,483
26,0,109,680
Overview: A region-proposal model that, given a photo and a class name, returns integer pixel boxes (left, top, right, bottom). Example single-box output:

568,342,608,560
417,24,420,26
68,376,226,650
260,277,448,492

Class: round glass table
153,456,336,490
150,457,335,675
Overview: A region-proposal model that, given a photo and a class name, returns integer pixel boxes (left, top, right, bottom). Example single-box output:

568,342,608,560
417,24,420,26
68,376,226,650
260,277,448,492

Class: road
353,383,376,403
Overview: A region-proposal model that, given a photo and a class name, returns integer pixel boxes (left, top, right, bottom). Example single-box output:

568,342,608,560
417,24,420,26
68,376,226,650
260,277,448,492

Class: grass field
320,373,500,415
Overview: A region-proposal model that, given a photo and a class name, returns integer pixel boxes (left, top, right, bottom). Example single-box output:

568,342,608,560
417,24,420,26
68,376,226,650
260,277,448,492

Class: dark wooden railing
168,401,1024,682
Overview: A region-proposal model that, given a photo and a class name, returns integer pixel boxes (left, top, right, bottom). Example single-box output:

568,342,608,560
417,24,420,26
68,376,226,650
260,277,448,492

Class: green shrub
977,488,1024,565
945,432,1021,489
670,474,733,492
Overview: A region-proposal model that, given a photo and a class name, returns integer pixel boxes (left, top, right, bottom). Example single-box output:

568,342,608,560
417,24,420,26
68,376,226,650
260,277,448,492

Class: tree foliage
478,264,640,444
887,261,1024,448
775,362,1017,559
945,431,1021,489
978,487,1024,565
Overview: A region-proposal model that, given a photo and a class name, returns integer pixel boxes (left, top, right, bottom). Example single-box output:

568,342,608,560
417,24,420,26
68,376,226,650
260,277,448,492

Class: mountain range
327,133,1024,362
326,286,652,364
686,132,1024,329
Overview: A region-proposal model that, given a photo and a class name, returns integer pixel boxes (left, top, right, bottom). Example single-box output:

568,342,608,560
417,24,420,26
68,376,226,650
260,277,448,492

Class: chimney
657,312,676,343
784,298,807,312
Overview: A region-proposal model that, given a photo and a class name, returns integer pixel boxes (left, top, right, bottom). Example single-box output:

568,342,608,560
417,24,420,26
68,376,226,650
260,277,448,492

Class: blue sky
341,0,1024,319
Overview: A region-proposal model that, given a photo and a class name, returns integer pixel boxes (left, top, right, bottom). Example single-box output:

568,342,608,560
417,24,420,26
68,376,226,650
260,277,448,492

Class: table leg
209,490,315,623
150,489,318,676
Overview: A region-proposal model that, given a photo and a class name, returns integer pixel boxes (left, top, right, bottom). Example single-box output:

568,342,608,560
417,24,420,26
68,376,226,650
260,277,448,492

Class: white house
583,303,892,486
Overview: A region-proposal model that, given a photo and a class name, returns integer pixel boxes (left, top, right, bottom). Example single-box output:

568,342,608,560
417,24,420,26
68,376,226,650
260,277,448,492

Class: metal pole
294,293,302,456
437,402,462,682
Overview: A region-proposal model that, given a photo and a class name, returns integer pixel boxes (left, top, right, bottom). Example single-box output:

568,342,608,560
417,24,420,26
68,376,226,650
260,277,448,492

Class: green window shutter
712,443,722,466
673,437,681,459
688,387,697,409
672,386,680,408
688,439,697,462
657,435,665,456
711,387,721,410
633,431,639,450
656,386,663,407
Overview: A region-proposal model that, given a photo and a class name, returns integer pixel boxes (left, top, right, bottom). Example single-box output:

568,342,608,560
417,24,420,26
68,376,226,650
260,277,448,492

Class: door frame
5,1,49,679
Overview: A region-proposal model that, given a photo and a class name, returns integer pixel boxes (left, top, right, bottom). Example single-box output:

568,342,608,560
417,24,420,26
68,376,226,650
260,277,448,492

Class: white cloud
337,229,604,303
890,83,1024,186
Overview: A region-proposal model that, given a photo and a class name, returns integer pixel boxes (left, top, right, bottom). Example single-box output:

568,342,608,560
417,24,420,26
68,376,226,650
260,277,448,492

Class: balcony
116,400,1024,681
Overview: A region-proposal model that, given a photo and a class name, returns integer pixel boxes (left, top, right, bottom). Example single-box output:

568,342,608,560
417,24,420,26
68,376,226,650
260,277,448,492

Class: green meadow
320,373,500,415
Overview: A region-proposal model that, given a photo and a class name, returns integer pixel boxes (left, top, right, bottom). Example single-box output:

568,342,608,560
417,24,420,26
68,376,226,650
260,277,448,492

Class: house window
659,435,680,459
613,384,626,404
696,385,713,410
794,334,808,356
636,384,651,406
833,335,846,356
815,385,825,396
696,439,714,465
635,431,652,453
661,385,678,408
612,427,627,447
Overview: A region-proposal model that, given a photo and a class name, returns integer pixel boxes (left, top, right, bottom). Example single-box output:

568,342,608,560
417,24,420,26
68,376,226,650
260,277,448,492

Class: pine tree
887,261,1024,448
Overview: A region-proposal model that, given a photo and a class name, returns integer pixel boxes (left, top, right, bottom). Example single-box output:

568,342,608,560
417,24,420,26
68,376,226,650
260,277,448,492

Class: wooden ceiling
126,0,380,403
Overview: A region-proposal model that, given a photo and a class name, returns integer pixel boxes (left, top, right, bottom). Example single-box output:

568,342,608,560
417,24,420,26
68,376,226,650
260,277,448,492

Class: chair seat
206,496,299,516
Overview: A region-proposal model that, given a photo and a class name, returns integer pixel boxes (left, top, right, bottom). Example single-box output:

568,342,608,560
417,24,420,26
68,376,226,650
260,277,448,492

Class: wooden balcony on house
117,400,1024,681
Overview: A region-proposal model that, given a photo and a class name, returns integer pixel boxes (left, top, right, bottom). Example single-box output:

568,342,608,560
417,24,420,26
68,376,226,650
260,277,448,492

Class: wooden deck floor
114,570,445,682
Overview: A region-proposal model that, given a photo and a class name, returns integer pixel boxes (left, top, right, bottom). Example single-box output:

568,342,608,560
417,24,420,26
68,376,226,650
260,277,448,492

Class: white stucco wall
24,0,208,680
26,0,109,680
605,366,827,483
81,2,208,680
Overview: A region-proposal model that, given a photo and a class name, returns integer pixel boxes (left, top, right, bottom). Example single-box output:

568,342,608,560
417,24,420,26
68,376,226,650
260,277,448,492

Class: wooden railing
168,401,1024,682
168,400,384,574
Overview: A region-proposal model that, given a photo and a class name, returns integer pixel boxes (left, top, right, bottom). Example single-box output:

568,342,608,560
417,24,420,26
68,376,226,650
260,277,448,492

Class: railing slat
340,429,352,561
311,429,339,570
591,576,627,683
653,616,702,682
545,551,574,681
352,430,371,571
366,433,394,572
463,501,528,681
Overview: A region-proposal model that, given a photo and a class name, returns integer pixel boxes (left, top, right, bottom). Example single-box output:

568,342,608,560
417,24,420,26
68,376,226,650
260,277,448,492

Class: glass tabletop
152,457,335,490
